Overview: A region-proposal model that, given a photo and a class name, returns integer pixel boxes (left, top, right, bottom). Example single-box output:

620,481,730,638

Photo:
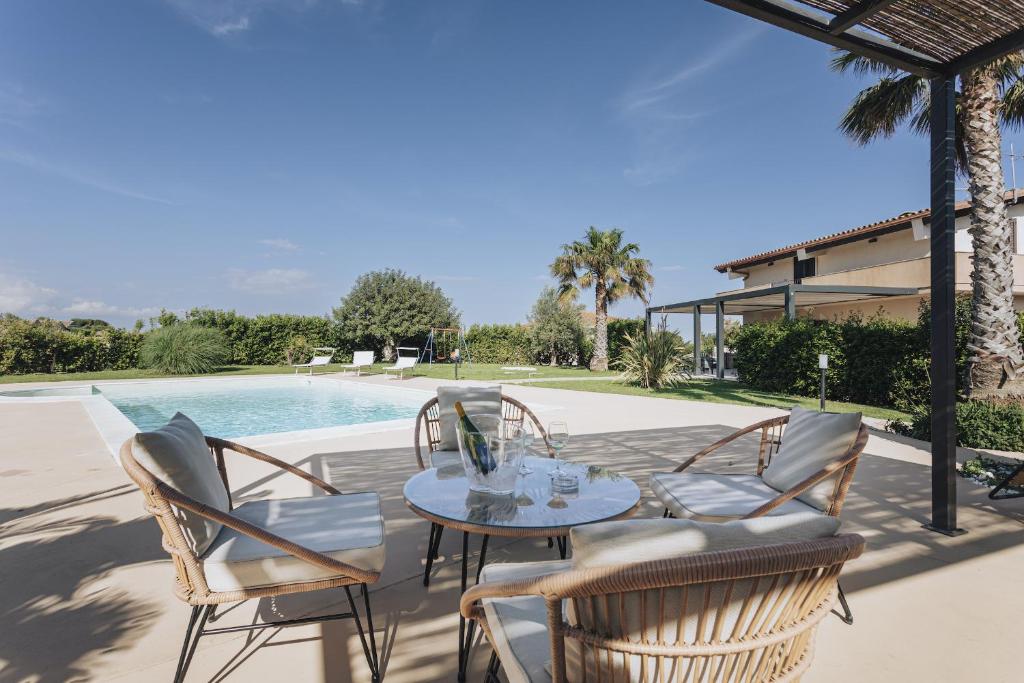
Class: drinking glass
519,421,535,475
548,421,569,477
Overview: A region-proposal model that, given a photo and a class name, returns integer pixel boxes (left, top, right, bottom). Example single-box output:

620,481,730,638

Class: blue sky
0,0,1009,330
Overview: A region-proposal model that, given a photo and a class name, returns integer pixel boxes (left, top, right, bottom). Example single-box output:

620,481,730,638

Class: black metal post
820,368,826,411
784,286,796,320
925,75,965,536
693,306,702,375
715,301,725,379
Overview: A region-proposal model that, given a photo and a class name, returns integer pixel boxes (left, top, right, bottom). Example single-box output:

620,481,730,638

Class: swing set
419,327,471,364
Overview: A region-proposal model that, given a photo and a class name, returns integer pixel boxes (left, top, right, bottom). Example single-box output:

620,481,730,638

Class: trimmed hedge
0,316,143,374
185,309,342,365
893,400,1024,453
465,324,532,364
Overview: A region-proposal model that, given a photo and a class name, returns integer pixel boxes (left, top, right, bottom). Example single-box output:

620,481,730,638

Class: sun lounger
292,347,336,375
383,356,417,379
343,351,375,376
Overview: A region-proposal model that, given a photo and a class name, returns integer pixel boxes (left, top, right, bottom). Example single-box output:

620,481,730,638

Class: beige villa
713,190,1024,323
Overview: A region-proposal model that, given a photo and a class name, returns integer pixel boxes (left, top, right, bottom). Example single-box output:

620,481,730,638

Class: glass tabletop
403,455,641,532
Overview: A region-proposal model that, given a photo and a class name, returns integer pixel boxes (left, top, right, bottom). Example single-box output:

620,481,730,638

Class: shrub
615,319,690,389
139,325,230,374
607,318,644,364
528,288,585,366
892,399,1024,452
465,324,532,364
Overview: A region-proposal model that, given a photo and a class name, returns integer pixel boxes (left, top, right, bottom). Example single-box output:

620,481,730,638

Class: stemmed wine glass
548,421,569,477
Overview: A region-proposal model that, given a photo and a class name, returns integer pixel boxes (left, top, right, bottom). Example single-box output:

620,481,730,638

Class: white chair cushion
570,512,841,570
201,492,385,592
428,449,462,469
436,385,502,450
351,351,374,366
131,412,229,555
762,407,862,510
650,472,818,522
479,560,573,683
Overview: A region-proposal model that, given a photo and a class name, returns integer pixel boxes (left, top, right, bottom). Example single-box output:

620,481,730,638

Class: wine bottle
454,401,493,474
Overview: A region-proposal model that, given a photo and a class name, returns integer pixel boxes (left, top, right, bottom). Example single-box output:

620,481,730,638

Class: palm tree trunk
962,66,1024,398
591,280,609,372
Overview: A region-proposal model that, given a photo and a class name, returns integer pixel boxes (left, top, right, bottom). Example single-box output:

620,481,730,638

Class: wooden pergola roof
708,0,1024,76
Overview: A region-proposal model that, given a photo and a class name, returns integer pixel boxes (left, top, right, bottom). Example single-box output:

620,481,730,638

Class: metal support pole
693,306,702,375
925,76,965,536
784,286,796,320
715,301,725,380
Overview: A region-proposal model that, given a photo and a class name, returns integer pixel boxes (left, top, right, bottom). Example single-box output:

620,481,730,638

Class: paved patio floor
1,375,1022,682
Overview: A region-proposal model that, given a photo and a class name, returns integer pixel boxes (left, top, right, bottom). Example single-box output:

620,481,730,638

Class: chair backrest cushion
761,406,862,510
571,512,841,570
131,412,230,555
353,350,374,365
395,356,417,369
436,385,502,450
310,355,333,365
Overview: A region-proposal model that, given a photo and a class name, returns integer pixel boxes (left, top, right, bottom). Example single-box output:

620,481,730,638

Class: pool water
96,378,425,438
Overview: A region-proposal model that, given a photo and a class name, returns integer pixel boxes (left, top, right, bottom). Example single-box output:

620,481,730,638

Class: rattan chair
462,534,865,683
414,392,555,586
121,431,384,682
649,408,868,625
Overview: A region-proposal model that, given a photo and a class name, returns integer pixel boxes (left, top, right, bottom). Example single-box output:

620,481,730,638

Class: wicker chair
414,392,555,586
121,422,384,683
462,533,865,683
649,407,868,625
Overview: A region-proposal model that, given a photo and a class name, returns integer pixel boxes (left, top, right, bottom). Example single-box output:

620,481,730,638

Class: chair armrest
160,483,379,584
206,437,341,495
672,416,788,473
459,570,568,619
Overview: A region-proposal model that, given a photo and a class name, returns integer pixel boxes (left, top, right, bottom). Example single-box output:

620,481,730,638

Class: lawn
0,362,618,385
528,378,909,422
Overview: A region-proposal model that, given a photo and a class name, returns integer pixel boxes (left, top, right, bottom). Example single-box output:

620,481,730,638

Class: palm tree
833,51,1024,398
551,227,654,372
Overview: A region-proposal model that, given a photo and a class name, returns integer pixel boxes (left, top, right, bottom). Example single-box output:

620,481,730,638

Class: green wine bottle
454,401,492,474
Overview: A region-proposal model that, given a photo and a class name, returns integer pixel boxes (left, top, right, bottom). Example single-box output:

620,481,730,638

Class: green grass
527,378,909,422
0,362,618,385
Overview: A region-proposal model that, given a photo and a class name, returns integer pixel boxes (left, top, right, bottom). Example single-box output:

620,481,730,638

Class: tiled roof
713,190,1024,273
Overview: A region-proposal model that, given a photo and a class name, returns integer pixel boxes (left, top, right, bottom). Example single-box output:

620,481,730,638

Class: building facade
714,193,1024,323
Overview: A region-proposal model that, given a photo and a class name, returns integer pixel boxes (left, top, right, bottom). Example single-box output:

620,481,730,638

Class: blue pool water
97,378,425,438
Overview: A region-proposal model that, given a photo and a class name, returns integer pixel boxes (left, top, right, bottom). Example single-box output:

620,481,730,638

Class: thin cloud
226,268,314,293
163,0,372,37
0,273,57,313
0,83,46,127
0,149,173,204
64,300,160,318
259,238,301,252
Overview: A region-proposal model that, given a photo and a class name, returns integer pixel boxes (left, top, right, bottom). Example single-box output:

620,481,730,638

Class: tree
528,287,585,366
551,227,654,371
333,269,459,360
832,51,1024,398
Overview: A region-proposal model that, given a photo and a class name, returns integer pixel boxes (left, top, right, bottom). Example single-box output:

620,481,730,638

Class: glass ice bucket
457,414,524,495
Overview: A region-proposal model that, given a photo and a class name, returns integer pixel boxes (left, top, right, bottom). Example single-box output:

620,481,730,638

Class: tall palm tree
833,51,1024,398
551,227,654,372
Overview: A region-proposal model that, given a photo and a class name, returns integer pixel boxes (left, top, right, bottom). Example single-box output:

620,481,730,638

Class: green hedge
185,309,342,365
893,400,1024,452
0,316,143,374
465,324,532,364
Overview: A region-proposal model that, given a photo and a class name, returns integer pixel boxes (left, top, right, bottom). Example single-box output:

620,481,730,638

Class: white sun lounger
292,347,336,375
502,366,539,378
343,351,375,376
383,356,417,380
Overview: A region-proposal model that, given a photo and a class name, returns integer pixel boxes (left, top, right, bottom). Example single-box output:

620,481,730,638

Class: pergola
677,1,1024,536
648,284,918,378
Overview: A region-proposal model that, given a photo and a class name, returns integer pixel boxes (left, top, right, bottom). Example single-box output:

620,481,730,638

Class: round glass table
403,455,641,681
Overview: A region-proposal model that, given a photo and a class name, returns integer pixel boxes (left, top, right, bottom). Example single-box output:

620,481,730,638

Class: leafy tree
67,318,112,334
151,309,179,328
528,287,585,366
133,319,145,333
832,50,1024,398
551,227,654,372
333,269,459,360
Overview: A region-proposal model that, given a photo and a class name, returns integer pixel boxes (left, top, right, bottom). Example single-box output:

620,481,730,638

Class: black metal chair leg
423,522,441,586
345,586,381,682
833,582,854,625
361,584,381,681
556,536,568,559
547,537,554,548
475,535,490,582
174,605,213,683
990,461,1024,499
485,649,501,681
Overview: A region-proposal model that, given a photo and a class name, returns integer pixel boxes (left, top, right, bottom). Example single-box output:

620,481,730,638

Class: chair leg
989,460,1024,499
833,582,854,625
174,605,213,683
345,585,382,682
485,649,502,682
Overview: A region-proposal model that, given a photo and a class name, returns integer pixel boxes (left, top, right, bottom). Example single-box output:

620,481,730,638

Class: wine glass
548,421,569,477
519,422,535,475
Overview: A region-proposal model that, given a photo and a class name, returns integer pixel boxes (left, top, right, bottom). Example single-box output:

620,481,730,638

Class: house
713,190,1024,323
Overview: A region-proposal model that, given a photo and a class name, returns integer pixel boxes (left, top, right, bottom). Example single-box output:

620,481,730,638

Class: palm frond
830,50,900,77
1002,76,1024,131
839,74,928,145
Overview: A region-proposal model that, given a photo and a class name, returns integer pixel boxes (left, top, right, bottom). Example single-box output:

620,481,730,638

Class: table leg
556,535,568,559
458,531,490,682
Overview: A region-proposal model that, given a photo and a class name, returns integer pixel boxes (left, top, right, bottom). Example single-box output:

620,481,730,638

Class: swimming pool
96,377,426,438
0,376,432,452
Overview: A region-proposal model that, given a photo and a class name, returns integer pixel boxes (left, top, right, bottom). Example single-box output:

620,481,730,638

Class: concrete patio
2,375,1022,682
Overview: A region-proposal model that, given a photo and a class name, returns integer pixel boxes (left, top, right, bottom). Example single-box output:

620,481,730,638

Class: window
794,257,816,282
